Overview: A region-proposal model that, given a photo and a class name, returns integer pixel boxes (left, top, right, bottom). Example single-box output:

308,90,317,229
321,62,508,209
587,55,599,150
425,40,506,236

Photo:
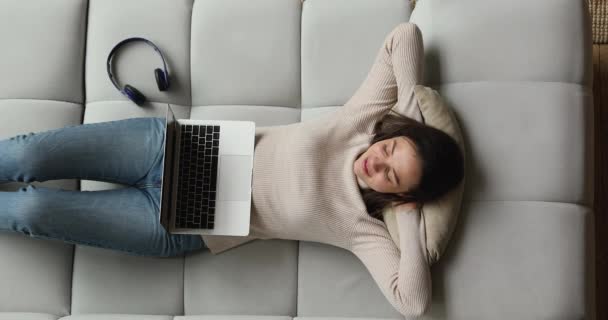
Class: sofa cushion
383,85,466,265
184,240,299,315
0,234,73,317
191,0,301,108
0,313,60,320
191,105,301,127
175,316,292,320
85,0,193,106
0,0,86,102
301,0,412,108
62,316,171,320
296,241,403,318
426,200,589,319
434,82,591,204
409,0,592,87
70,246,185,315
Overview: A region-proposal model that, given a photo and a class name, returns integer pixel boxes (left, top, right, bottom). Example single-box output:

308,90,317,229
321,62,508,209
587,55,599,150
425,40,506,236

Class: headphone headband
106,37,169,92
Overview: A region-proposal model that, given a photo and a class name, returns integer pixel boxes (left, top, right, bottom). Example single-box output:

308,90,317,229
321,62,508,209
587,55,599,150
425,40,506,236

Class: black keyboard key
176,123,223,231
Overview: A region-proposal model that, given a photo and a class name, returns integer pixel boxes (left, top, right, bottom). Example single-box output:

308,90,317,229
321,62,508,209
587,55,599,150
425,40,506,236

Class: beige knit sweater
201,22,431,316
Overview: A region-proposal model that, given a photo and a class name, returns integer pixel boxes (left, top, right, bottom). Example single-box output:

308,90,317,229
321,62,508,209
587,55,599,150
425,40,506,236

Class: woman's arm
349,209,432,317
343,22,425,123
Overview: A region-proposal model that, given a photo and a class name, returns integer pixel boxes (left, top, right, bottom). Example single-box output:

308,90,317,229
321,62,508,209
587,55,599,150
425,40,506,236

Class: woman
0,22,463,316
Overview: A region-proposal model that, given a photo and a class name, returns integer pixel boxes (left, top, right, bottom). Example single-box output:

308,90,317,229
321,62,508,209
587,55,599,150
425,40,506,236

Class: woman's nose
371,157,386,173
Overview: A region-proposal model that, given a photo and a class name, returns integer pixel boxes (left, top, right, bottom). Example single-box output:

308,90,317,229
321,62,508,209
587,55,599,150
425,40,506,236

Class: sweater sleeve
349,210,432,317
343,22,425,123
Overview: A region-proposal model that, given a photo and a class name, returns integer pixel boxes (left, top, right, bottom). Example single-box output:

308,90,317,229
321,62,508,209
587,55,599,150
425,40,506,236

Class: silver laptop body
158,104,254,236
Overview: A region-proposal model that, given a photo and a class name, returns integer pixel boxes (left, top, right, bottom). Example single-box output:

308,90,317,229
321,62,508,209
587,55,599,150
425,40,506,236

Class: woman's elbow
399,292,431,317
409,301,429,318
415,297,431,317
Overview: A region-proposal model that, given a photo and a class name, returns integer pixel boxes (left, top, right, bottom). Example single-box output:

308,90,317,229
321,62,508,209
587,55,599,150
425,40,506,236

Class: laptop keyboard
175,124,220,229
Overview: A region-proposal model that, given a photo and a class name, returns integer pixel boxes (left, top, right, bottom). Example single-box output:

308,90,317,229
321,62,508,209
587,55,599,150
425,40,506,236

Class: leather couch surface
0,0,595,319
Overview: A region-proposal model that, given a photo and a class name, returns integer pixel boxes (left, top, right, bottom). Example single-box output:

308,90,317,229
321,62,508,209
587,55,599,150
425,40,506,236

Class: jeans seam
136,186,161,215
133,118,166,188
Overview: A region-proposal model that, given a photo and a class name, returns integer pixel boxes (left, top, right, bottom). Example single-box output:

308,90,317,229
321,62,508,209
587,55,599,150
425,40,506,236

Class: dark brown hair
361,110,465,221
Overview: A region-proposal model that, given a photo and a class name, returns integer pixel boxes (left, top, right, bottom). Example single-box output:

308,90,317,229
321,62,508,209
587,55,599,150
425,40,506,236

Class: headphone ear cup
154,68,169,91
124,85,146,106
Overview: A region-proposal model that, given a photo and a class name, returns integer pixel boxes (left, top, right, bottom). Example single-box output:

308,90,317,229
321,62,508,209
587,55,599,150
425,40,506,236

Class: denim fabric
0,117,207,257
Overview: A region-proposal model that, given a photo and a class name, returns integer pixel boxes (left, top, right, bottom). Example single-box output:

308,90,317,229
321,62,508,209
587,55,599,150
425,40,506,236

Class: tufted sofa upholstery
0,0,595,319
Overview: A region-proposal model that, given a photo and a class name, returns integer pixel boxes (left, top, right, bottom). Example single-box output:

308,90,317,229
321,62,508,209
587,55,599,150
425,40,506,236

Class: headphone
106,37,170,106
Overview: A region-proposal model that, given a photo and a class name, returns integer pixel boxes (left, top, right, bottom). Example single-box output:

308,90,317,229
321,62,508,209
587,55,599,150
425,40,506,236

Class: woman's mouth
363,158,370,176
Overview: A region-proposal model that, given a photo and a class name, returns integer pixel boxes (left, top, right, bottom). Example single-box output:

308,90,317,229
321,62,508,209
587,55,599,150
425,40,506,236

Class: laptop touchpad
217,155,251,202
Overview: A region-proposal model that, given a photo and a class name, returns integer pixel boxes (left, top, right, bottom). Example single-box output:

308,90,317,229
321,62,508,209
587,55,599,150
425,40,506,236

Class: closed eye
384,144,396,185
391,141,399,186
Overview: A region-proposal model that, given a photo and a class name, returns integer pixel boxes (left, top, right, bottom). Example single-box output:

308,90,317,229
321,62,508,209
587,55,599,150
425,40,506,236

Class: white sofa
0,0,595,319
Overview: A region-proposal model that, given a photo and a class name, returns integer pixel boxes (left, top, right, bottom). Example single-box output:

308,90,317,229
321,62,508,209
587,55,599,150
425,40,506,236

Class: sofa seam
189,0,194,110
0,82,590,106
82,100,304,109
0,98,82,104
427,79,592,88
70,0,90,314
469,199,593,210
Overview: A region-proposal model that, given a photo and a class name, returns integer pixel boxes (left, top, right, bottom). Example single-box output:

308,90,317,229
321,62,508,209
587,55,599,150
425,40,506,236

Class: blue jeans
0,117,207,257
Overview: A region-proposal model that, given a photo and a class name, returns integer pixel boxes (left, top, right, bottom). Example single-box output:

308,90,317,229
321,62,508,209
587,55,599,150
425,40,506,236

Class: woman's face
353,136,422,195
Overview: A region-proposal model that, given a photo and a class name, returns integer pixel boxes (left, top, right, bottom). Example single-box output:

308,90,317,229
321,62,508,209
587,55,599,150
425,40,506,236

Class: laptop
157,104,254,236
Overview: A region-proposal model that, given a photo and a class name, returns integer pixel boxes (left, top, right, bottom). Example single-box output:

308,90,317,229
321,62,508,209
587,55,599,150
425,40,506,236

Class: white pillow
382,85,466,265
